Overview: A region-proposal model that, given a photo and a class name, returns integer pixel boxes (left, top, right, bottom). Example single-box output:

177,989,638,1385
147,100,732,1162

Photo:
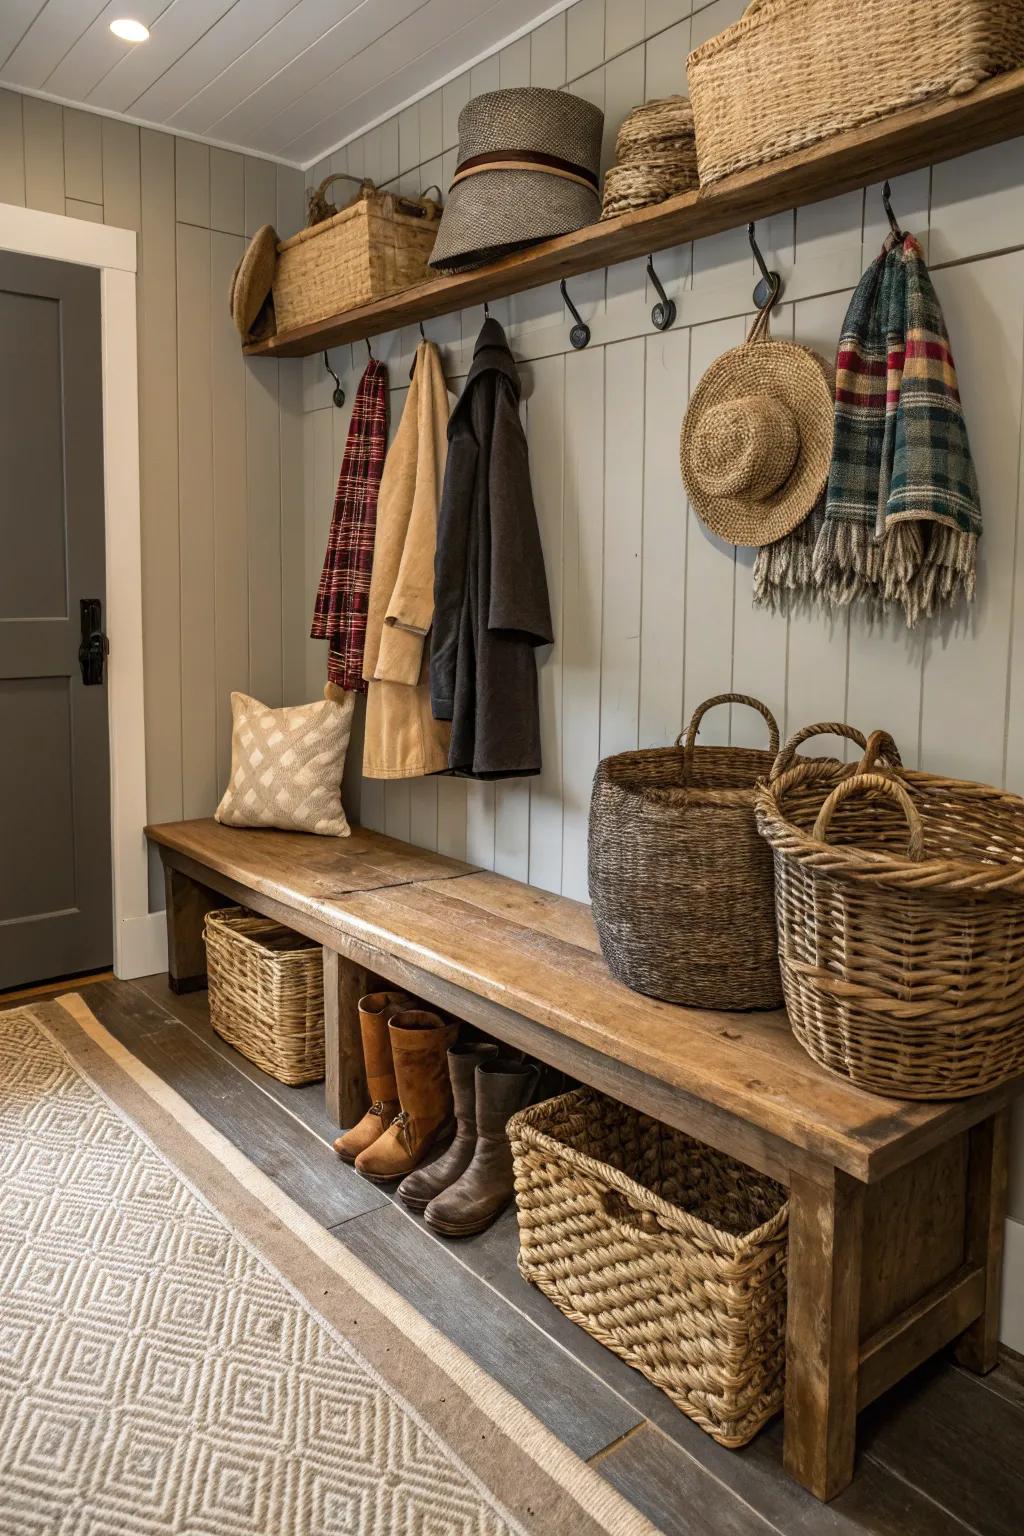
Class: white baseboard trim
116,911,167,981
1001,1216,1024,1352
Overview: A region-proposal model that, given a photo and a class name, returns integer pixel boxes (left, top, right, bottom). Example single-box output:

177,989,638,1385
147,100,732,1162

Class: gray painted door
0,251,111,988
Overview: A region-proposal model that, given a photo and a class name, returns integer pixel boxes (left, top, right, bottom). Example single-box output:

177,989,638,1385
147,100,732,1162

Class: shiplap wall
298,0,1024,1337
0,89,307,905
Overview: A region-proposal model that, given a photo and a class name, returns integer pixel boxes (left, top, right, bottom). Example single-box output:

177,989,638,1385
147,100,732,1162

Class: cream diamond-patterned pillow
215,691,354,836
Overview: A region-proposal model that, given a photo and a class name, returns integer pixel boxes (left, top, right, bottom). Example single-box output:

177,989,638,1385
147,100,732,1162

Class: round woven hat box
588,693,785,1011
429,87,603,273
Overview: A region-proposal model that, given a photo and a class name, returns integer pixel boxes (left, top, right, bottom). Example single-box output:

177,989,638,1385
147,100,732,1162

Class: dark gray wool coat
430,318,553,779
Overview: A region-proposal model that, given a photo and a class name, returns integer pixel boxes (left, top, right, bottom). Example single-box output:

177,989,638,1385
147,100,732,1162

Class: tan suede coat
362,341,452,778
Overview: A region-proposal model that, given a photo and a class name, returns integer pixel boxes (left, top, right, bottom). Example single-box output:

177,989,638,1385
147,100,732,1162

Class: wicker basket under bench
204,906,325,1085
510,1089,789,1447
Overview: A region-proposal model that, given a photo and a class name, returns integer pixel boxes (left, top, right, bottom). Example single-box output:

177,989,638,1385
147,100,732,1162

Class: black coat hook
323,351,345,408
881,181,905,241
560,279,591,349
646,255,676,331
747,222,782,310
409,320,428,380
365,337,373,359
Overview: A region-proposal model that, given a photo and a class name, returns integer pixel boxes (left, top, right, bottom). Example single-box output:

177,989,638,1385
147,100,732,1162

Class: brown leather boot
424,1059,539,1236
397,1041,499,1210
332,991,412,1163
354,1010,458,1183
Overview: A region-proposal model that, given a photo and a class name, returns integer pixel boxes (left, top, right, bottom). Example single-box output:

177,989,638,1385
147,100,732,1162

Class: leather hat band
451,148,599,194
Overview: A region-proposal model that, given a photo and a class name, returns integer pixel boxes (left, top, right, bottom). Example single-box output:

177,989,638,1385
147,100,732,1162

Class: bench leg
323,948,373,1129
954,1108,1010,1375
783,1167,865,1502
163,865,228,994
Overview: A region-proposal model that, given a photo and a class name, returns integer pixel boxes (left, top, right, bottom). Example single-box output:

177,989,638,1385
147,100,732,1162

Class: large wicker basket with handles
204,907,325,1085
687,0,1024,186
273,174,441,332
755,759,1024,1099
509,1088,789,1446
589,693,785,1010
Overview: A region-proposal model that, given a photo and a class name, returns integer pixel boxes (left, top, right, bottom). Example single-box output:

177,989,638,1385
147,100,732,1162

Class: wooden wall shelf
245,67,1024,360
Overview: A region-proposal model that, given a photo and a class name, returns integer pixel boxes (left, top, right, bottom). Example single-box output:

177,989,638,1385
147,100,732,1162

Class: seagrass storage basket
204,907,325,1085
509,1089,788,1446
687,0,1024,186
588,693,783,1010
273,177,441,332
755,765,1024,1099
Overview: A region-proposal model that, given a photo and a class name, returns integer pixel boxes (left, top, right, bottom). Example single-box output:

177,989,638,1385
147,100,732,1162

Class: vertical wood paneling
65,199,103,222
600,338,645,758
175,136,209,226
211,231,249,787
683,317,743,743
175,220,217,818
640,327,689,749
246,359,284,705
560,347,604,900
499,36,532,88
22,95,63,212
567,0,604,79
62,107,102,204
138,128,183,828
210,148,244,234
101,118,141,235
528,354,566,892
0,89,26,205
243,154,276,235
530,13,567,88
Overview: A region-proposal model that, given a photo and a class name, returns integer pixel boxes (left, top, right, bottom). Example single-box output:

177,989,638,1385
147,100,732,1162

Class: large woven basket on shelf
687,0,1024,186
755,763,1024,1099
204,907,325,1085
509,1089,788,1447
273,175,440,332
588,693,783,1010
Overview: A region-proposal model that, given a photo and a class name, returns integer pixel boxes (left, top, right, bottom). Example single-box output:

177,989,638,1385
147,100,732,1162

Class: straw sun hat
680,309,835,546
229,223,277,341
429,87,603,274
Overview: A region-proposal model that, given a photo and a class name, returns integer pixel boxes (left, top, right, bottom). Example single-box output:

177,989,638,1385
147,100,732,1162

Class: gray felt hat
429,88,604,274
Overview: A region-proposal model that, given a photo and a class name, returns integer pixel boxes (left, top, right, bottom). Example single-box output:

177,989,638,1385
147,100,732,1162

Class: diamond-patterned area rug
0,996,655,1536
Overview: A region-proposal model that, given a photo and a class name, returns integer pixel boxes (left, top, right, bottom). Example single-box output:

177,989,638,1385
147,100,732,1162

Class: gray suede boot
423,1058,539,1237
397,1041,498,1211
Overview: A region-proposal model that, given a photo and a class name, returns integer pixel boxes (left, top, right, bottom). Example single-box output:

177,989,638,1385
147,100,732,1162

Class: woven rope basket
602,95,698,217
588,693,784,1010
687,0,1024,185
755,761,1024,1099
509,1089,788,1446
204,907,325,1085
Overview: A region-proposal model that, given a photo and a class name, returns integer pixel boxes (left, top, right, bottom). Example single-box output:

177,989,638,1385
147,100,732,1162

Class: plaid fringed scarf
812,233,981,626
311,359,389,691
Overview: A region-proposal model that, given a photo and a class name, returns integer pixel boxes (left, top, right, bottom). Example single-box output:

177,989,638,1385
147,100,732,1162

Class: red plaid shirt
310,359,389,692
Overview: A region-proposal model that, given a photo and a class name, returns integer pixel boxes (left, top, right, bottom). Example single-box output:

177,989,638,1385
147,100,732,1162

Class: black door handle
79,597,109,685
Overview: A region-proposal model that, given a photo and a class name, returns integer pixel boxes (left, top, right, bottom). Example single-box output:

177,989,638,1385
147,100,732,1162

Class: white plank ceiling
0,0,562,166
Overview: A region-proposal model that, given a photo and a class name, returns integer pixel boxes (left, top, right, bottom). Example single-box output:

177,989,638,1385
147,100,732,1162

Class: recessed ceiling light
110,18,150,43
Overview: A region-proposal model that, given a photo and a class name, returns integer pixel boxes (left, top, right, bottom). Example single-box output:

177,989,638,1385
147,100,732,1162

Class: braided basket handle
770,721,903,781
812,772,925,860
854,729,902,777
306,172,376,226
678,693,780,753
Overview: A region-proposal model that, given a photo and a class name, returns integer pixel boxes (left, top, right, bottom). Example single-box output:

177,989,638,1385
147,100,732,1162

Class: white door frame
0,203,160,980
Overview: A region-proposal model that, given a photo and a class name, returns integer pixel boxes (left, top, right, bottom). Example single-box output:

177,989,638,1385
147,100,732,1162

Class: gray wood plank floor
59,976,1024,1536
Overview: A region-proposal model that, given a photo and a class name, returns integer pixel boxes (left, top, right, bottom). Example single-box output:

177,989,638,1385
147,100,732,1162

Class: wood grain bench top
146,819,1022,1184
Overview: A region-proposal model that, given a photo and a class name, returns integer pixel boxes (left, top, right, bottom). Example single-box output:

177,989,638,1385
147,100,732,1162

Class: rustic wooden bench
146,817,1018,1503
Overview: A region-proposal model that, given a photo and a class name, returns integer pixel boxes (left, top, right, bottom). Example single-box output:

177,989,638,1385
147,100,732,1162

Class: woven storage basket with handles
755,763,1024,1099
509,1088,788,1446
588,692,783,1010
204,907,325,1085
687,0,1024,186
272,174,441,332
